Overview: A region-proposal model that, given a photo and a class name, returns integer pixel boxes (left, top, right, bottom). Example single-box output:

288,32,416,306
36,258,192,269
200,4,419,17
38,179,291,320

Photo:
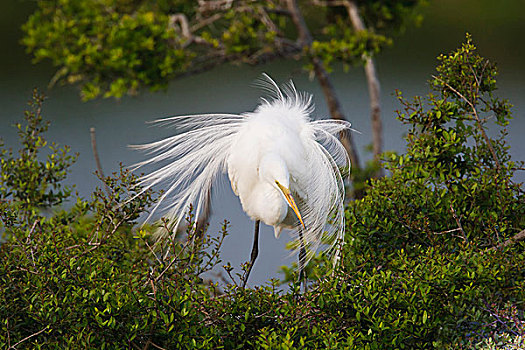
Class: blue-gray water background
1,0,524,287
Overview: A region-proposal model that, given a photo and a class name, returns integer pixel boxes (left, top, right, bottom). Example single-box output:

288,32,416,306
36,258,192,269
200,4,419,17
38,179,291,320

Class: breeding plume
133,74,351,285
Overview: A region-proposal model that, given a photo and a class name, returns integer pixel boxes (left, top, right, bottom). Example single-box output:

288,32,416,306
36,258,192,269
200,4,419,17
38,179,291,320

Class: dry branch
490,229,525,251
314,0,384,170
286,0,361,170
90,127,110,196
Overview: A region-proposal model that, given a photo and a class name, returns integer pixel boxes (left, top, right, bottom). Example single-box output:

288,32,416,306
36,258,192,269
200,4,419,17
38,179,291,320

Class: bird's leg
298,228,307,293
242,220,260,288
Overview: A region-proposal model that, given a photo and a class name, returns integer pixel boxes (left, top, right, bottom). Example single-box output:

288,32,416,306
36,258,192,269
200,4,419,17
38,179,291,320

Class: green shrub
1,36,524,349
344,34,525,347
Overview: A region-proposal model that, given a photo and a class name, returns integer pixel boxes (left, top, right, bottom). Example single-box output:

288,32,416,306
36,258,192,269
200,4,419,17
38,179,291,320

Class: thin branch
169,14,191,39
90,127,110,196
149,342,168,350
198,0,234,13
143,237,163,265
75,216,126,258
10,325,48,349
154,253,179,284
433,75,501,171
433,227,462,235
490,228,525,251
224,264,239,287
26,219,39,267
314,0,384,172
154,228,199,283
264,7,292,16
257,6,282,36
190,13,223,32
449,203,468,243
345,0,382,168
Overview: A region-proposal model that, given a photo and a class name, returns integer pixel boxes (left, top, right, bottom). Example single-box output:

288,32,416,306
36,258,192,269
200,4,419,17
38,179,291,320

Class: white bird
132,74,351,286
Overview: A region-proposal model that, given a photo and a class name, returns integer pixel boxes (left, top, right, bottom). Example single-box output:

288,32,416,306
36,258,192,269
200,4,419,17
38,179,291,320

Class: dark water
1,0,524,287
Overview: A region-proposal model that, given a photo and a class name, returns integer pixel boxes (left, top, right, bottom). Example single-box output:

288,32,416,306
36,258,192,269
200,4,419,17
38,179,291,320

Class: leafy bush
21,0,423,100
344,34,525,347
1,37,524,349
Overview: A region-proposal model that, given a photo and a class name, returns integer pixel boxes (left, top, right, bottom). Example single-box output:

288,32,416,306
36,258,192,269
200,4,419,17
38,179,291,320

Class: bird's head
259,153,305,229
274,180,305,229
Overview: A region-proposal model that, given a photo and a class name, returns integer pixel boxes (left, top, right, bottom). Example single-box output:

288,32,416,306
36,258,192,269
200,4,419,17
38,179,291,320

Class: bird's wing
131,113,244,233
296,119,351,263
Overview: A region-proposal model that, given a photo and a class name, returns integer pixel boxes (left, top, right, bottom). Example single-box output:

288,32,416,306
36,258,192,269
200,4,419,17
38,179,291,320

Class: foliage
22,0,423,100
344,34,525,347
2,37,524,349
0,91,226,348
0,90,76,216
22,1,191,100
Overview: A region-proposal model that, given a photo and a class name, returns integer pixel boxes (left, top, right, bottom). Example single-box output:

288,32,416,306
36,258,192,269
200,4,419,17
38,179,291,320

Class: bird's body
133,74,351,270
227,99,309,236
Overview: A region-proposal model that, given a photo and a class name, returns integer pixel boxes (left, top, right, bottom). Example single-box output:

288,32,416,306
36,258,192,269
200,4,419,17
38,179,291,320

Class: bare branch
198,0,234,13
313,0,383,171
257,6,283,36
169,14,192,39
490,229,525,251
90,127,110,196
149,341,168,350
433,227,462,235
26,219,39,267
449,203,468,243
345,0,382,170
10,325,48,349
286,0,361,170
190,13,223,32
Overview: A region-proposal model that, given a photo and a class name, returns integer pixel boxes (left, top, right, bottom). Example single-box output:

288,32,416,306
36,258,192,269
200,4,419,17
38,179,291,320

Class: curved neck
259,153,289,189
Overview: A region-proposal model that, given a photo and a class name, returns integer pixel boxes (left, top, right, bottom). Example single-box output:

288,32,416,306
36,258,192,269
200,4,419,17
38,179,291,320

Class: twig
90,127,111,196
449,203,468,243
433,227,462,235
169,14,191,38
490,228,525,251
257,6,282,35
197,0,234,13
10,325,48,349
149,341,168,350
154,254,179,284
26,219,39,267
433,75,501,171
6,318,10,348
75,217,126,258
224,265,238,287
190,13,223,32
143,237,163,265
154,229,197,283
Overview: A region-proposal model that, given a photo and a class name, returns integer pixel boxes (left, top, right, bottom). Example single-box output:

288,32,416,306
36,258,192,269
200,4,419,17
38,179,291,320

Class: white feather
132,74,351,265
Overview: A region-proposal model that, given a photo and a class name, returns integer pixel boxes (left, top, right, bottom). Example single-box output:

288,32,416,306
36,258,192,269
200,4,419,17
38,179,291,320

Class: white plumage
133,74,351,266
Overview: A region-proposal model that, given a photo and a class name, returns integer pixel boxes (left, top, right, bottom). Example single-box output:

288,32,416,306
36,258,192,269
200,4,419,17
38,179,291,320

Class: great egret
133,74,351,286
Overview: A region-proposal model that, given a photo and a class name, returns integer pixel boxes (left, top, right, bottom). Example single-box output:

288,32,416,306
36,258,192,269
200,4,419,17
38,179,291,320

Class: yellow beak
275,181,306,229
